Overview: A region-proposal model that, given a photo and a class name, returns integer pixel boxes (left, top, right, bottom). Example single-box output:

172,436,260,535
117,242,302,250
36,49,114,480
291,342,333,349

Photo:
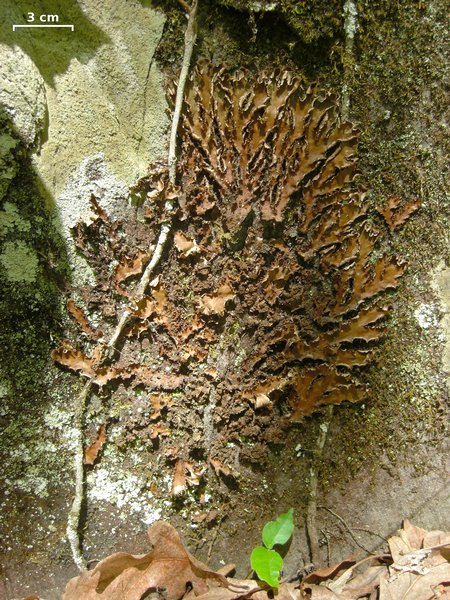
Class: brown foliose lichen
53,64,413,478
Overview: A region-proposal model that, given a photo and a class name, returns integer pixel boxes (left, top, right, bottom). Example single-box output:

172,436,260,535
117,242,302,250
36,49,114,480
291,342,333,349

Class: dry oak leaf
378,520,450,600
300,521,450,600
300,586,352,599
301,560,358,599
186,580,299,600
63,521,230,600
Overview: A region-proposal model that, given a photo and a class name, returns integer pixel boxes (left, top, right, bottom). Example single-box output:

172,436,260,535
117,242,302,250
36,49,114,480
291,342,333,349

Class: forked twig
66,0,199,571
318,506,373,555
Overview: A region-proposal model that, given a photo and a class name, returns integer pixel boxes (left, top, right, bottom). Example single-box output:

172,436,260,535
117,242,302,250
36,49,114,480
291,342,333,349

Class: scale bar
13,24,74,31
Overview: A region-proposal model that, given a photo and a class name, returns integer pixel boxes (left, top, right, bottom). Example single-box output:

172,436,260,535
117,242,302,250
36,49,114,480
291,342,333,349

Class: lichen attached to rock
53,64,413,498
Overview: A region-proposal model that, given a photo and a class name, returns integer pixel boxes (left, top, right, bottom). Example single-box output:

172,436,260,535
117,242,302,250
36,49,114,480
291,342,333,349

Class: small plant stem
341,0,357,121
67,381,91,571
303,2,357,568
168,0,198,184
66,0,199,571
108,0,198,353
305,406,333,566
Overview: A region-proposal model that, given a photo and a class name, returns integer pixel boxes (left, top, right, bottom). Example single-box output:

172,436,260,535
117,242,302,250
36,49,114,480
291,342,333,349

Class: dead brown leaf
300,585,353,599
303,561,357,587
84,424,106,465
301,522,450,600
188,580,298,600
379,562,450,600
388,519,450,564
377,520,450,600
338,565,386,597
63,521,230,600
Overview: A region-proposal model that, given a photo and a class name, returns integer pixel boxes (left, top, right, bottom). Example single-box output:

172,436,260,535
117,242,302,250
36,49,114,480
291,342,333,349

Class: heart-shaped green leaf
262,508,294,549
250,546,283,588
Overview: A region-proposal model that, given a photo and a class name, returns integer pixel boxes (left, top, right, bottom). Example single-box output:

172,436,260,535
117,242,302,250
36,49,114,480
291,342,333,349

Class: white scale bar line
13,24,74,31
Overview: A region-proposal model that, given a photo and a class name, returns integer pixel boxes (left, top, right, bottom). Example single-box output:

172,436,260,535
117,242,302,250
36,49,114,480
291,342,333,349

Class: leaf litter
56,520,449,600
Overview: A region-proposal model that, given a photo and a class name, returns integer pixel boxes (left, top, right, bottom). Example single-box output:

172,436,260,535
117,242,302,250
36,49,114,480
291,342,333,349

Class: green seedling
250,508,294,588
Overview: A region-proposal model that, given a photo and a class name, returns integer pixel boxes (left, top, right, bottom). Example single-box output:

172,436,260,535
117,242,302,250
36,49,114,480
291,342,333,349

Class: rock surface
1,0,168,199
0,1,449,599
0,45,47,146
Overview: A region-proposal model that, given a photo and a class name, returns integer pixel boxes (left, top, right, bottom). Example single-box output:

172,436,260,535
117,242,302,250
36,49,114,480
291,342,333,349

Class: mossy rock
217,0,343,44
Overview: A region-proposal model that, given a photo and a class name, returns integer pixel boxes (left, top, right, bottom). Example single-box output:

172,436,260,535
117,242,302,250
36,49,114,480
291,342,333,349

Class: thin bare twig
318,506,373,555
320,528,331,567
305,406,333,566
168,0,198,184
66,381,91,570
353,527,389,545
66,0,199,571
107,0,198,354
207,517,223,563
